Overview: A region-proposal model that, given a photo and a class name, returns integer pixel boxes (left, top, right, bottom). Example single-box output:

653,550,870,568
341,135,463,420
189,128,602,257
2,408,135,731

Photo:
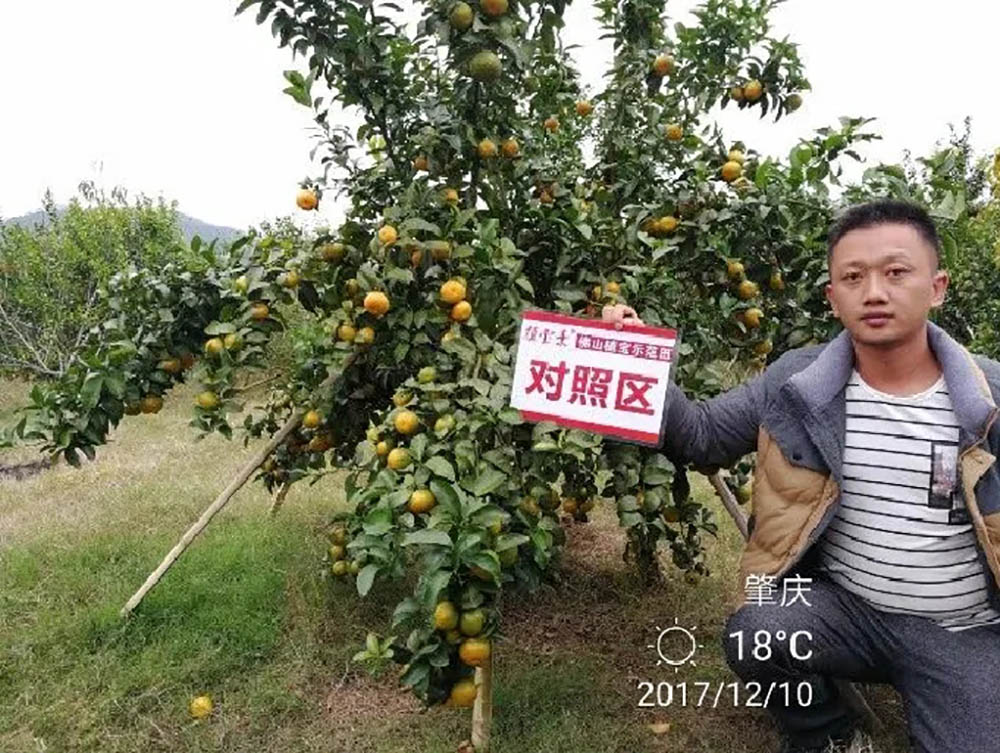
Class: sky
2,1,998,232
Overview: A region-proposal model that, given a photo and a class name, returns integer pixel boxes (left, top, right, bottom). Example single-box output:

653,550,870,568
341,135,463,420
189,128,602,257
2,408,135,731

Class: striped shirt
815,369,1000,632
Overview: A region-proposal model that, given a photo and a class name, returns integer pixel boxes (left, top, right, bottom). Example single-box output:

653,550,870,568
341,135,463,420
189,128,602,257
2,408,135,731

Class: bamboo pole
268,481,291,517
119,358,355,618
471,653,493,752
705,470,883,734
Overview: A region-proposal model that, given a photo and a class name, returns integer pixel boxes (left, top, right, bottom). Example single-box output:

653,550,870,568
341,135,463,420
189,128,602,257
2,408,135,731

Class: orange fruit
459,638,491,667
721,160,743,182
378,225,398,246
303,409,322,429
481,0,507,16
394,410,420,435
393,390,413,407
449,1,474,30
196,391,219,410
754,338,773,356
189,695,213,719
428,240,452,261
657,215,679,234
224,332,242,351
664,123,683,141
280,269,300,288
543,115,559,132
501,138,519,158
296,188,318,210
786,93,803,112
728,149,745,164
180,353,196,371
364,291,390,317
769,271,785,291
158,357,182,374
418,366,437,384
730,85,745,101
413,155,429,171
539,190,554,204
726,259,745,279
459,608,485,636
337,324,357,342
233,275,249,294
448,679,478,707
355,326,375,345
375,440,392,457
328,544,346,561
468,50,502,83
409,488,436,514
451,301,472,321
477,138,498,159
204,338,225,357
331,560,349,576
319,242,346,262
434,601,459,631
309,433,333,452
345,278,360,296
440,279,467,304
743,79,764,102
386,447,412,470
140,395,163,414
606,281,620,294
575,100,593,116
442,187,460,204
743,307,763,328
250,302,270,321
737,280,760,301
652,53,674,76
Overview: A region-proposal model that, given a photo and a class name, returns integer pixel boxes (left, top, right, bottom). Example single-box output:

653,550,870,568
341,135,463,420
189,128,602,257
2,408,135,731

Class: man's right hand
602,303,644,330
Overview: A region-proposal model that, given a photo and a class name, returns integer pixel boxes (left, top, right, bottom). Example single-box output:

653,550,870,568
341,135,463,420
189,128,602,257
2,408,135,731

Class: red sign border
512,308,682,449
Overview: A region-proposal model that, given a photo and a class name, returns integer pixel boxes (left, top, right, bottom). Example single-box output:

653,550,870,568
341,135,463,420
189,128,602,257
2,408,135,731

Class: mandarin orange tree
2,0,886,743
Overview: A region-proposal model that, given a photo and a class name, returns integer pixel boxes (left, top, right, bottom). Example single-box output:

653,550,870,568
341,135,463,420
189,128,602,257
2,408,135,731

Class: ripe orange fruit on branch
250,302,270,321
394,410,420,435
448,679,478,707
728,149,745,165
575,100,593,116
337,323,357,342
737,280,760,301
482,0,507,16
477,138,497,158
442,187,460,204
754,338,773,355
204,338,225,357
427,240,452,261
721,160,743,182
459,638,491,667
743,307,763,328
387,447,412,470
449,1,473,29
440,279,467,304
158,357,182,374
468,50,502,83
375,439,392,457
726,259,745,280
657,216,679,234
378,225,397,246
393,390,413,407
501,138,519,158
364,291,390,317
434,600,459,631
730,85,745,101
280,269,300,288
320,242,345,263
543,116,559,132
409,488,436,514
296,188,318,210
786,93,803,112
451,300,472,321
196,391,219,410
652,53,674,76
412,155,429,171
743,79,764,102
418,366,437,383
355,326,375,345
665,123,683,142
303,410,322,429
606,281,620,294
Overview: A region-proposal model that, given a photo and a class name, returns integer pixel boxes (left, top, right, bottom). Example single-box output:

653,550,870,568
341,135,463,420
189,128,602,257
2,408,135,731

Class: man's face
825,223,948,348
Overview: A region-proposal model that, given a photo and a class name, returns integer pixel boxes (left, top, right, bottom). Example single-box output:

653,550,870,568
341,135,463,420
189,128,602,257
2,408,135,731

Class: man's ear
825,283,838,318
930,268,949,309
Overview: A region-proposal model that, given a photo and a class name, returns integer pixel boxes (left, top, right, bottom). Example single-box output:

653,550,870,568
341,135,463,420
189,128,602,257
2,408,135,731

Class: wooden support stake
471,652,493,753
119,358,356,619
706,470,883,734
268,481,291,517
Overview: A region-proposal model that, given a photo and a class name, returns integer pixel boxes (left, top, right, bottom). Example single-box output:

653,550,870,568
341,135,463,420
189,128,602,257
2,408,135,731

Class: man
603,199,1000,753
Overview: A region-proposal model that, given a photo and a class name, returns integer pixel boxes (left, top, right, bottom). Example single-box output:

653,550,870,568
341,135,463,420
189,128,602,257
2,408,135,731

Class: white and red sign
509,309,679,446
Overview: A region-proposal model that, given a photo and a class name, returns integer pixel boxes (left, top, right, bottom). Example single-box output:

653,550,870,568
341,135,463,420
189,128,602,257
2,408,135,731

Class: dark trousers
722,570,1000,752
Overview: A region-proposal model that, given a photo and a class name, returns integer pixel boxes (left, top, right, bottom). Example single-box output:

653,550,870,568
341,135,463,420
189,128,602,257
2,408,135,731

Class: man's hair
827,199,940,270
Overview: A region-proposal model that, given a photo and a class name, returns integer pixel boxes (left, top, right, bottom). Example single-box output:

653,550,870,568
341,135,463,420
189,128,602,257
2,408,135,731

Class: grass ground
0,379,910,752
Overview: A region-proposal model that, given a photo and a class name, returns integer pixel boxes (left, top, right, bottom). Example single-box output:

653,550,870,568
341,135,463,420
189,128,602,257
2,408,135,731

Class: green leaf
80,374,103,412
498,407,523,425
356,564,379,597
403,529,453,547
429,479,460,516
425,456,455,480
467,467,507,497
204,321,237,335
495,533,529,552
